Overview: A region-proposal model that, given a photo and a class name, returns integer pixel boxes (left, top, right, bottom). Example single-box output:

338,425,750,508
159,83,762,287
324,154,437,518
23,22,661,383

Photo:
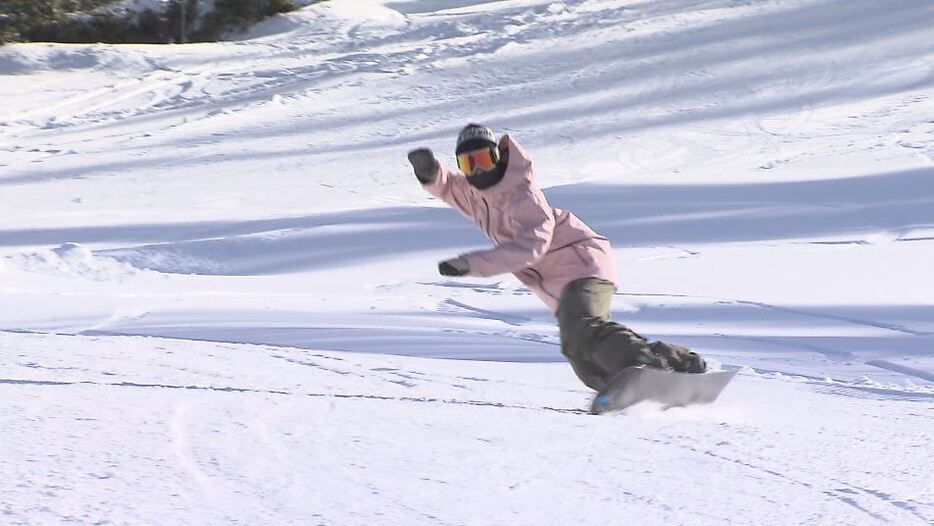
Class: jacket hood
477,135,533,194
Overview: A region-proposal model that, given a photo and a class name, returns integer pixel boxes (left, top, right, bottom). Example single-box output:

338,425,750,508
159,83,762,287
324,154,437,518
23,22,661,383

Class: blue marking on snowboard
591,366,737,415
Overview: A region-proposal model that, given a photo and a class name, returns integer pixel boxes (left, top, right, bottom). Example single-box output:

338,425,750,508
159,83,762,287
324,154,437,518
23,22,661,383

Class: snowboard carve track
831,481,933,523
0,376,589,414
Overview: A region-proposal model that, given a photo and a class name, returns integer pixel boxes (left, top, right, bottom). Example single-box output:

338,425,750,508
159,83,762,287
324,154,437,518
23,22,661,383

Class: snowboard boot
649,342,706,373
633,344,673,371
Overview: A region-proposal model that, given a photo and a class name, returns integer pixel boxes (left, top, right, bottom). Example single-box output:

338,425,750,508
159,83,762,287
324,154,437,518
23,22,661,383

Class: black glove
438,257,469,277
408,148,440,185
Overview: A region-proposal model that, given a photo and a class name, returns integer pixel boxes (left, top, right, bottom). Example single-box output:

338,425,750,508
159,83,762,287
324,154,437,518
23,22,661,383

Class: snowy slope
2,330,931,525
1,0,933,524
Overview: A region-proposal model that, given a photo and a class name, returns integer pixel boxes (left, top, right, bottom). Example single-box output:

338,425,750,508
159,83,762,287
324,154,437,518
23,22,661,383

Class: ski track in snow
2,0,934,523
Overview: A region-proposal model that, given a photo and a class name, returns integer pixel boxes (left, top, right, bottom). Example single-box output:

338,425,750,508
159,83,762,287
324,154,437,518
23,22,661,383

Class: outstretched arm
407,148,473,219
408,148,476,277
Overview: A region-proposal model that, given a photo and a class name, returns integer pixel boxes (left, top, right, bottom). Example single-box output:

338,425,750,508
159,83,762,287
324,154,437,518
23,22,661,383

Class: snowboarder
407,124,706,392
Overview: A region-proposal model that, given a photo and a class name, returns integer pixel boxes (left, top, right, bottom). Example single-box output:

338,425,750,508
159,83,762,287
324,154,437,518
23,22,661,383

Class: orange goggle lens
456,147,499,175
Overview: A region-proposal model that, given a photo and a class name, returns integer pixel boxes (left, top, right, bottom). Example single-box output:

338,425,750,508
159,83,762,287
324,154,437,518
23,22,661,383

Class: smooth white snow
1,0,933,524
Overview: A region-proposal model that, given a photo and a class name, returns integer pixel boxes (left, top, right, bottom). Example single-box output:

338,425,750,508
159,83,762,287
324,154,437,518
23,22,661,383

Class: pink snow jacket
423,135,617,313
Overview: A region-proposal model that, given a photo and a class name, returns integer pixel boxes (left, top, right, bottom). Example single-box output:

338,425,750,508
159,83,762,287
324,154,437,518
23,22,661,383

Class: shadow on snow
1,166,931,275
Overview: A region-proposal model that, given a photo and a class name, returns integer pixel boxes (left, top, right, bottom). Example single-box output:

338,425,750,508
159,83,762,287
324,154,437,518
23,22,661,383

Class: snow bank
0,42,157,75
8,243,139,281
237,0,407,40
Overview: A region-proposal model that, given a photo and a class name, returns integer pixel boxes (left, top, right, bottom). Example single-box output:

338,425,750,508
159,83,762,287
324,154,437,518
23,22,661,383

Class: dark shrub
1,0,308,45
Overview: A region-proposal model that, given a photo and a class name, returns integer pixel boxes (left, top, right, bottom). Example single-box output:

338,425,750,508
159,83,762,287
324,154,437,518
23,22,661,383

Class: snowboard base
591,366,737,415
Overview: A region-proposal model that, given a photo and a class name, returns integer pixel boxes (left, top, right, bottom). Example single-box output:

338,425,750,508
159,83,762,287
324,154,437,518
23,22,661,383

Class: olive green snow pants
557,278,703,391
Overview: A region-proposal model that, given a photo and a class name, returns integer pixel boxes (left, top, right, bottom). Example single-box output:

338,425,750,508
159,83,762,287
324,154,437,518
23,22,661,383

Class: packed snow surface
1,0,933,524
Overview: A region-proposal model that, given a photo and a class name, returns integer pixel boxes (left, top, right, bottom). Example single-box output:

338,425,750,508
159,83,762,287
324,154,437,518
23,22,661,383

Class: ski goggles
456,146,500,175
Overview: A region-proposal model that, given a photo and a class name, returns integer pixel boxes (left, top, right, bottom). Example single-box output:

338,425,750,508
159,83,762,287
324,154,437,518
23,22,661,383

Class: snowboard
591,366,737,415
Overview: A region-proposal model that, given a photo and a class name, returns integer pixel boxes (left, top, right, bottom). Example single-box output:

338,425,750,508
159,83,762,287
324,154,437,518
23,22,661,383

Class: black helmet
455,123,497,155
